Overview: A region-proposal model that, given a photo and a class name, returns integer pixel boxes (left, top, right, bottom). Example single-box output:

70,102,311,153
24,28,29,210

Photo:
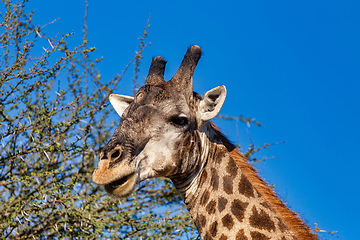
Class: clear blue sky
24,1,360,239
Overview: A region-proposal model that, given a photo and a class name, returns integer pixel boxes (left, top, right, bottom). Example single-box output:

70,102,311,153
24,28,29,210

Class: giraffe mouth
107,174,133,189
104,172,137,197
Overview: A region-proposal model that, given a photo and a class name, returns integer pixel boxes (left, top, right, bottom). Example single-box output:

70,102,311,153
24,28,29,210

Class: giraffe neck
171,122,317,240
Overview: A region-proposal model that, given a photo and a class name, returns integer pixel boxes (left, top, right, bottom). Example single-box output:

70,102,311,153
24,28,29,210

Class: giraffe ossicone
92,45,317,239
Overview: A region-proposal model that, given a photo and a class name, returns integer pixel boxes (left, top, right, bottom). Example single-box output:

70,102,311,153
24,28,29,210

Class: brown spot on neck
230,199,248,223
210,167,219,190
223,175,233,194
200,190,210,206
221,214,234,230
206,200,217,215
250,231,270,240
249,206,276,232
194,214,206,235
218,197,228,213
209,221,218,237
236,229,247,240
238,174,255,198
226,157,238,176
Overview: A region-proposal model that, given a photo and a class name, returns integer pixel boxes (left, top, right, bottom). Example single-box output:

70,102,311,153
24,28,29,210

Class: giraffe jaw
104,172,137,198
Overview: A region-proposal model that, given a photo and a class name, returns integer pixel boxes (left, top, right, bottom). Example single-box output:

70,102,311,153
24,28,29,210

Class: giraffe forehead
135,84,173,104
133,84,201,109
125,86,196,120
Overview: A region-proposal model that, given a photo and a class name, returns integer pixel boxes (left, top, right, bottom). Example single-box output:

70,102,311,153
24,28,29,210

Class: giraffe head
92,46,227,197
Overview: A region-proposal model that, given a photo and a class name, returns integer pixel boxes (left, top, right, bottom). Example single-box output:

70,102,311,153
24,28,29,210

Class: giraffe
92,45,317,239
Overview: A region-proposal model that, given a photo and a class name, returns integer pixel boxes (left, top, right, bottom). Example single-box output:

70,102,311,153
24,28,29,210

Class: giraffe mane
210,122,318,240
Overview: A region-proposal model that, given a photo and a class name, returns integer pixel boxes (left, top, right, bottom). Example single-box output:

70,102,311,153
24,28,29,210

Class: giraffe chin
104,173,137,198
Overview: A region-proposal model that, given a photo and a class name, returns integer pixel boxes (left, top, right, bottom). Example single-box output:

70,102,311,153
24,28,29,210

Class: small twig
41,18,60,29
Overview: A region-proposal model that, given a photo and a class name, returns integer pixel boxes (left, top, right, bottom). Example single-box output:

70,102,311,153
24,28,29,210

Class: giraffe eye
169,116,189,127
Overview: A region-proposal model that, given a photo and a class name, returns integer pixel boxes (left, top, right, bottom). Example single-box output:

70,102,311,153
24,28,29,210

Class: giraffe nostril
110,150,121,160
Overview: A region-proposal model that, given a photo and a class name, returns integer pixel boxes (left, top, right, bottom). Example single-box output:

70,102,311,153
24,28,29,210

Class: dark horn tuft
146,56,166,85
187,45,202,60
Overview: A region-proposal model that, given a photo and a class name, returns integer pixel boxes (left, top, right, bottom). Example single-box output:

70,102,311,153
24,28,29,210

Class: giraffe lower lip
107,173,135,189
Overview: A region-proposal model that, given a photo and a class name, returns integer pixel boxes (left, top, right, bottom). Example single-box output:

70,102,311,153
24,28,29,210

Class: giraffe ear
199,85,227,121
109,94,134,117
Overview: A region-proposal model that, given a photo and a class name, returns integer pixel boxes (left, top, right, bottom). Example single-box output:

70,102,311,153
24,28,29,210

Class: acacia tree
0,1,197,239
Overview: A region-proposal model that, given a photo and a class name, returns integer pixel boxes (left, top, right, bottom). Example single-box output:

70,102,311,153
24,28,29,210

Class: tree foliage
0,1,196,239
